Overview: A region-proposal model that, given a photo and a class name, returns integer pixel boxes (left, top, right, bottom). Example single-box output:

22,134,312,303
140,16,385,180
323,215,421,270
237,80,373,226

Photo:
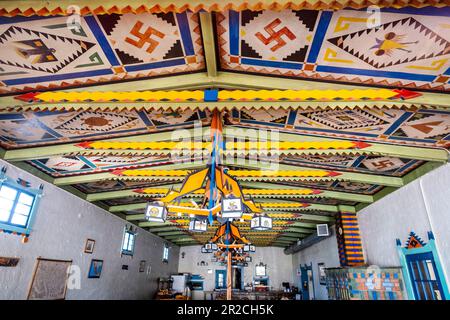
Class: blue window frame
121,230,136,256
0,169,42,236
163,244,169,262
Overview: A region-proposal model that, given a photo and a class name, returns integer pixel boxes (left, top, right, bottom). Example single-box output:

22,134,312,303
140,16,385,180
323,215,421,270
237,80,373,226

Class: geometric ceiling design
0,12,204,94
229,108,450,148
0,109,210,148
217,8,450,91
0,1,449,247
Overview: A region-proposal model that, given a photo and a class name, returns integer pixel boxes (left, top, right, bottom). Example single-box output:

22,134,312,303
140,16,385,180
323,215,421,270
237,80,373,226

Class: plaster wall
358,163,450,290
0,159,179,300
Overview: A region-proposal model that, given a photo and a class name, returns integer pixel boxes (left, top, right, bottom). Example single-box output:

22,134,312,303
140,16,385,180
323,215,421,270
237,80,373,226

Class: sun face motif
82,116,113,128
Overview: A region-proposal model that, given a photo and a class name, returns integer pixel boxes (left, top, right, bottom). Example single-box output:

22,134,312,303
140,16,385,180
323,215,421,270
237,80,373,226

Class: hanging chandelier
144,110,262,231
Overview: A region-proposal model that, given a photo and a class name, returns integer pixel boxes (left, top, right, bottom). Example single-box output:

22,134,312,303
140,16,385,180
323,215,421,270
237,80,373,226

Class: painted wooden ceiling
0,2,449,247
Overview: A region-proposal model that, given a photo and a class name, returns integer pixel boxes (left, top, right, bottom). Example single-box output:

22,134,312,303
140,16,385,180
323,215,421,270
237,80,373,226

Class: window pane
0,185,18,200
14,203,31,216
18,192,34,206
122,232,135,253
0,209,11,222
10,214,28,227
426,260,437,281
0,198,14,221
122,233,130,250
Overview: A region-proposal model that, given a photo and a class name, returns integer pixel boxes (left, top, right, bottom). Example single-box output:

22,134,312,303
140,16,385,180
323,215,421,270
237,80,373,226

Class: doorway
406,252,445,300
232,266,243,290
215,270,226,290
300,263,315,300
397,231,450,300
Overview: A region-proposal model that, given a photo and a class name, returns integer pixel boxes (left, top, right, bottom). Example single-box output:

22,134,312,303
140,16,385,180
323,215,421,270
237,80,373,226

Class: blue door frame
406,252,445,300
397,231,450,300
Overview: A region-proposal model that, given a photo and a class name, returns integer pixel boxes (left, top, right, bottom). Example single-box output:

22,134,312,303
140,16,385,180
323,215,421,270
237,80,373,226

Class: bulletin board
27,257,72,300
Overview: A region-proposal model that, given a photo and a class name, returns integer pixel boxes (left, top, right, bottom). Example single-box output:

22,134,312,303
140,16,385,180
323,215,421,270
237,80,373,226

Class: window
0,184,36,228
121,230,136,255
0,169,43,238
163,244,169,262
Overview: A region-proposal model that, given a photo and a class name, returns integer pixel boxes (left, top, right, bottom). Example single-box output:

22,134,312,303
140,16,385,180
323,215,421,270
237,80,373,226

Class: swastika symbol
54,162,78,168
255,18,296,52
125,21,165,54
370,160,395,170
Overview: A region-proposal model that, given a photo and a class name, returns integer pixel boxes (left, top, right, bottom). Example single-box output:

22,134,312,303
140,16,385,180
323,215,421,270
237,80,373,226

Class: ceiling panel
0,12,205,94
0,109,210,149
216,8,450,91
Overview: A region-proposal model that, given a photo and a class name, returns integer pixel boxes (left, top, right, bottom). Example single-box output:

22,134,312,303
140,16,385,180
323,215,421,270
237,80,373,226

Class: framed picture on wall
84,239,95,254
318,263,326,285
139,260,146,272
28,257,72,300
88,259,103,278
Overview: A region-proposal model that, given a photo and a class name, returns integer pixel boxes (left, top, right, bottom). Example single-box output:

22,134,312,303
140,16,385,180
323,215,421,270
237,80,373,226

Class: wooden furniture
203,290,294,300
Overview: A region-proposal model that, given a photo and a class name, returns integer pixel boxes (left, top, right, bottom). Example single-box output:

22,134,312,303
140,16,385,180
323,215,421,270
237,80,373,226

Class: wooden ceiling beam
199,12,217,78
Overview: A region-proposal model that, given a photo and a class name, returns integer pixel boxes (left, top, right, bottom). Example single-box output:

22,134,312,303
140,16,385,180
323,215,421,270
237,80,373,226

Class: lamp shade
221,196,243,219
145,201,167,223
250,213,272,230
189,218,208,232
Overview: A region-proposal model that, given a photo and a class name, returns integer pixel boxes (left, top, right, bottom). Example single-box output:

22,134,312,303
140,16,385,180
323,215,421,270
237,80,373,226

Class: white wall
291,226,341,300
0,159,179,300
358,163,450,289
178,245,294,293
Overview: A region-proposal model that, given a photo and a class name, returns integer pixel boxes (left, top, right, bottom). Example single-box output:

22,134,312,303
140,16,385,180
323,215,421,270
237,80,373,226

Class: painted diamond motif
54,111,140,132
328,17,450,69
43,156,88,171
399,114,450,139
302,110,387,130
0,26,95,73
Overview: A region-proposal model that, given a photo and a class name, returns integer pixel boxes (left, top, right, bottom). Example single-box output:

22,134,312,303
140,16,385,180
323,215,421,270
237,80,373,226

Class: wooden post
227,250,232,300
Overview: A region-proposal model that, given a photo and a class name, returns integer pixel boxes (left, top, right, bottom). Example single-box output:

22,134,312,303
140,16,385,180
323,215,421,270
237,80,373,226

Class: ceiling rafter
199,12,217,78
1,72,450,109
